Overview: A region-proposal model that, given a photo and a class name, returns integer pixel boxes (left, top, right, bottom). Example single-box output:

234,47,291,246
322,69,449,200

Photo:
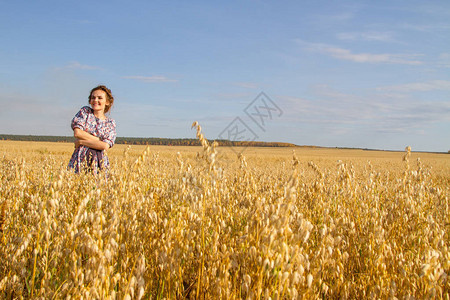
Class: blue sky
1,0,449,152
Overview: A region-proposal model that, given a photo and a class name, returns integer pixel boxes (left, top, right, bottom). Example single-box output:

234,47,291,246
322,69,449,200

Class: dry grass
0,132,449,299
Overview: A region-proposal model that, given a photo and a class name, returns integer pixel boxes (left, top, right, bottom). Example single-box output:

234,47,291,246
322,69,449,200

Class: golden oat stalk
0,200,5,236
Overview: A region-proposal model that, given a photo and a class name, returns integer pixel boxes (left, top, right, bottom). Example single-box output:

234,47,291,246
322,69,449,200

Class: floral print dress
68,106,117,173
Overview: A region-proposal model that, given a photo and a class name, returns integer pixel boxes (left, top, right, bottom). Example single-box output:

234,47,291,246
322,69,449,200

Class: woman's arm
76,138,110,150
73,128,110,150
73,128,99,141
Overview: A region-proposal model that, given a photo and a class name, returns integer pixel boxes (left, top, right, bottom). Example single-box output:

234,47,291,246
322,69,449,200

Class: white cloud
277,84,450,138
376,80,450,92
122,75,178,83
233,82,259,89
296,39,423,65
312,11,355,24
324,12,355,22
55,61,102,71
336,31,395,42
321,46,421,65
400,23,450,33
438,53,450,68
0,91,77,136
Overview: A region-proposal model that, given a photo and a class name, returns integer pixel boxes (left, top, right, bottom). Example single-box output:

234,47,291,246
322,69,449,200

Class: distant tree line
0,135,73,143
0,134,297,148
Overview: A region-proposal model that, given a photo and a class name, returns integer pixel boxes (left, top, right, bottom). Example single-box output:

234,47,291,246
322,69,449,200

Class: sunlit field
1,132,449,298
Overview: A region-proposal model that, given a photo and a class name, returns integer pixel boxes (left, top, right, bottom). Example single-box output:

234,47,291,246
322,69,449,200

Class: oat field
0,129,449,299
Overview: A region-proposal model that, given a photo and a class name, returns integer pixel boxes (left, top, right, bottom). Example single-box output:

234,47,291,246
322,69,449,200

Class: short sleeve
71,106,92,131
102,119,117,148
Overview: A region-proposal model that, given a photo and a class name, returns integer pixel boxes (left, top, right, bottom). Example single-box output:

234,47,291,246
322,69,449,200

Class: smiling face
89,90,110,117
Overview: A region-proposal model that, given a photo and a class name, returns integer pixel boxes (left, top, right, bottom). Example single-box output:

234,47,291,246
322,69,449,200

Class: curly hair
88,85,114,113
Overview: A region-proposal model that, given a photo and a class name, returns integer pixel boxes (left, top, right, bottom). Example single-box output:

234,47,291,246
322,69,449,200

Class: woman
68,85,117,173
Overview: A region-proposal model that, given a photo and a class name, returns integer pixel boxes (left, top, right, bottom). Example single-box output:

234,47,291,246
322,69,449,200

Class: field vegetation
0,127,449,299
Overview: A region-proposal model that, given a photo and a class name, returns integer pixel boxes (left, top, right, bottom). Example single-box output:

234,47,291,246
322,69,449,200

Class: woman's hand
74,139,82,148
78,139,110,150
